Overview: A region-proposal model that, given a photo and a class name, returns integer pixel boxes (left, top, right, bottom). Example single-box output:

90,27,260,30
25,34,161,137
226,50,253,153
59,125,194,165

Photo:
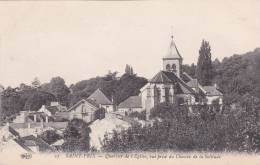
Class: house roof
202,86,223,96
46,106,59,115
13,139,33,152
163,36,182,60
149,71,196,95
118,96,142,109
87,88,113,105
68,99,99,112
9,122,68,130
150,71,173,84
20,135,55,152
186,79,199,88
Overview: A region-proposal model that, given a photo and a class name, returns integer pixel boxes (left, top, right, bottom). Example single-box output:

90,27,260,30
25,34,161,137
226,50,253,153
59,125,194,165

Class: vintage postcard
0,0,260,164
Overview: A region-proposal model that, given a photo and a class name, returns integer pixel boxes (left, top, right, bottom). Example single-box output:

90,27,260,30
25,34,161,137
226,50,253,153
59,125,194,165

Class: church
138,36,223,119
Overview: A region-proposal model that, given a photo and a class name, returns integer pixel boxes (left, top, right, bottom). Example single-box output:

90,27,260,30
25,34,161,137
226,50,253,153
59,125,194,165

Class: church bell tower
162,35,183,77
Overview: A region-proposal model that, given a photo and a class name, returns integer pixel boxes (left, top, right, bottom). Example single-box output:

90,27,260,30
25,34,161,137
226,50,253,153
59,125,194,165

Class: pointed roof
68,99,99,111
87,88,113,105
118,96,142,109
163,36,182,59
149,71,173,84
149,71,196,95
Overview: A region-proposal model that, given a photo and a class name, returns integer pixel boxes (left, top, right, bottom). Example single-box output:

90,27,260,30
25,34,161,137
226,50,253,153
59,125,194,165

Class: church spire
162,33,183,77
164,35,182,60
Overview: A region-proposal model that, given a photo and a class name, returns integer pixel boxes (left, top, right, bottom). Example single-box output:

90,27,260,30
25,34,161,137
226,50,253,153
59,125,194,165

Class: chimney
27,123,31,129
214,83,218,89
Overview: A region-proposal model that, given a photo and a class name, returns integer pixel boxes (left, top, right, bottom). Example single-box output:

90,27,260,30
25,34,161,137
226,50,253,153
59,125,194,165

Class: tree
23,91,56,111
125,64,134,75
196,40,213,86
68,72,147,106
1,87,23,121
62,118,91,152
182,63,196,79
41,77,70,106
39,130,62,145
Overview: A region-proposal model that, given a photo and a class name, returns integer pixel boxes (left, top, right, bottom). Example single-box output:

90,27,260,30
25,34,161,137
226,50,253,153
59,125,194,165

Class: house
118,96,143,116
87,88,114,113
18,135,54,153
0,138,31,154
49,101,67,111
201,85,223,104
38,105,59,117
0,125,54,153
67,99,100,123
9,122,68,137
139,35,223,119
13,111,51,123
182,72,223,105
89,113,131,150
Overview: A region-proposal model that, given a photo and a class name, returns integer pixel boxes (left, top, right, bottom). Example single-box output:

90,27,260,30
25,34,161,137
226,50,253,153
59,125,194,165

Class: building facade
139,36,223,119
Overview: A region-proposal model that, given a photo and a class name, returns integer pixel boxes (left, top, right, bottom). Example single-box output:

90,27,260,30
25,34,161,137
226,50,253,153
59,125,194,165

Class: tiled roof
149,71,196,95
68,99,99,111
118,96,142,108
87,88,113,105
186,79,198,88
150,71,174,83
202,86,223,96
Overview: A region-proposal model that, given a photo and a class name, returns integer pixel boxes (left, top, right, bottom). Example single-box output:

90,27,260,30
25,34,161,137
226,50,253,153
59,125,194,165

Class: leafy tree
95,108,106,120
39,130,62,145
62,118,91,152
1,87,23,121
125,64,134,75
0,86,56,121
196,40,213,86
128,111,146,120
102,101,260,153
23,90,56,111
113,74,147,104
68,73,147,106
41,77,70,106
182,63,196,78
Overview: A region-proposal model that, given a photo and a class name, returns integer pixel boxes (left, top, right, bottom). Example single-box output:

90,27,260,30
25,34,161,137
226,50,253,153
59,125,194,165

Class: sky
0,0,259,87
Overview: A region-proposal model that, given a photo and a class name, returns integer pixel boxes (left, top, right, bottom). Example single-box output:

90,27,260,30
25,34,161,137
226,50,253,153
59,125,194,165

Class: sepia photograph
0,0,260,164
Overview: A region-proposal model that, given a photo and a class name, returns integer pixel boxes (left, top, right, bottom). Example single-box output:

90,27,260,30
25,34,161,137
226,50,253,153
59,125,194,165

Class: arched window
166,64,171,71
172,64,176,72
